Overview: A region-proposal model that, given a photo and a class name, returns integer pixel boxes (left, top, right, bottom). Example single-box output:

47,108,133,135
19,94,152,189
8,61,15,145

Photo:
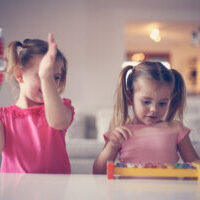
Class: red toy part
107,161,114,179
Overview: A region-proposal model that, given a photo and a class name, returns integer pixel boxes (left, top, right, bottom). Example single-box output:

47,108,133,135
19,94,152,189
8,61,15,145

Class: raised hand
38,33,57,80
108,126,132,149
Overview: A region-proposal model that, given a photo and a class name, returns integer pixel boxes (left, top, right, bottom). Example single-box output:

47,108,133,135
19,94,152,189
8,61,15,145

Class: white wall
1,0,200,113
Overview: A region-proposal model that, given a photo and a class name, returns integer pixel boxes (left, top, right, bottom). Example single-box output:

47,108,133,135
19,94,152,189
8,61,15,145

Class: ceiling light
150,28,161,42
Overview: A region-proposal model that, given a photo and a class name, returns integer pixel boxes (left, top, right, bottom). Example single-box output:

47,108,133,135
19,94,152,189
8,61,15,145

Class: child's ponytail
166,69,186,121
4,41,22,81
109,66,133,130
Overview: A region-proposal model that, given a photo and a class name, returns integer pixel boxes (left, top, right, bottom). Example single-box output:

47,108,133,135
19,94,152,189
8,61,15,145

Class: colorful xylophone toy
107,161,200,181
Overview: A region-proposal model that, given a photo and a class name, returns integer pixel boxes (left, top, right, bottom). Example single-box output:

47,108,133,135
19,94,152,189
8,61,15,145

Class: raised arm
39,33,72,130
0,121,5,153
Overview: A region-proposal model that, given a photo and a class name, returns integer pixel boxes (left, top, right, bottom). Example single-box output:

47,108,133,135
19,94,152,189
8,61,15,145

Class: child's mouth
146,116,157,119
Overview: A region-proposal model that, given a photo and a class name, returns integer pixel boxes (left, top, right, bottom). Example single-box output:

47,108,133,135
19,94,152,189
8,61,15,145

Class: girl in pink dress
93,61,200,174
0,33,74,173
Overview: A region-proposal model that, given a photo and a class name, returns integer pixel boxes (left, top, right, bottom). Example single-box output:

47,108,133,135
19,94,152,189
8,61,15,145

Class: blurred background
0,0,200,173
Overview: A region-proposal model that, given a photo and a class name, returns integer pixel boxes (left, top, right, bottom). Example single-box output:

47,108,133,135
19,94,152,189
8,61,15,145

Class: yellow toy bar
107,161,200,181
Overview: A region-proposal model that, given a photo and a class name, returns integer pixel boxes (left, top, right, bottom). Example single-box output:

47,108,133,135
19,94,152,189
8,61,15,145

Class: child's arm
39,33,72,130
0,121,4,153
93,126,132,174
93,142,119,174
178,134,200,163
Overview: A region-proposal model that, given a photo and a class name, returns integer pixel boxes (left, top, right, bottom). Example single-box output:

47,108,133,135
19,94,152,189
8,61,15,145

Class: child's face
132,77,172,125
19,55,63,106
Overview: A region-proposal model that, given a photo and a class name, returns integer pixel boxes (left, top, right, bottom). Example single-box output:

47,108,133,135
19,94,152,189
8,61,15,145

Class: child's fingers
48,33,57,58
48,32,54,44
112,129,125,141
109,134,123,148
114,126,132,140
109,126,132,148
121,126,132,138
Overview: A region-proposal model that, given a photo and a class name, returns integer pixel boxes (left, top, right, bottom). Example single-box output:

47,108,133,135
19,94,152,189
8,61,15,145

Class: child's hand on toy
109,126,132,149
39,33,57,80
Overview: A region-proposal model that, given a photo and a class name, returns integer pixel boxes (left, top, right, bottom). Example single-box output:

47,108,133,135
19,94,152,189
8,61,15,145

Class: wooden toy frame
107,161,200,181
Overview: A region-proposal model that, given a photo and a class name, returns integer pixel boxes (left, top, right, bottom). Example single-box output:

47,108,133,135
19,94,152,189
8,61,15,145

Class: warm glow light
131,53,145,62
150,28,161,42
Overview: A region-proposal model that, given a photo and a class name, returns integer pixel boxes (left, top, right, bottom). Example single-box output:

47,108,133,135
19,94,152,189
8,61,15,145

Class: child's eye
54,76,61,81
142,101,151,105
159,102,167,107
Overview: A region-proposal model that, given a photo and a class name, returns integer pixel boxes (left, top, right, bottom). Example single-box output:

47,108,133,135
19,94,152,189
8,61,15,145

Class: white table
0,173,200,200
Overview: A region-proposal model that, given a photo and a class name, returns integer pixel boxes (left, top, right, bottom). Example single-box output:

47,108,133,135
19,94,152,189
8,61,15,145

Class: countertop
0,173,200,200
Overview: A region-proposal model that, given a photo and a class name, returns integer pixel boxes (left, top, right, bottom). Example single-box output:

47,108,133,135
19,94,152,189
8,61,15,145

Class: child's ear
14,67,23,83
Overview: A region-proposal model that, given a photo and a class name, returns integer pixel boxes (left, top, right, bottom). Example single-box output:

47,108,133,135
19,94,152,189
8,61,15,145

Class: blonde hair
109,61,186,130
4,38,67,93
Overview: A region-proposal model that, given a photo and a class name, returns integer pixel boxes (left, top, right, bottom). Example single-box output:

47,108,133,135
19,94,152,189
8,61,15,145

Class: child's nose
150,104,157,112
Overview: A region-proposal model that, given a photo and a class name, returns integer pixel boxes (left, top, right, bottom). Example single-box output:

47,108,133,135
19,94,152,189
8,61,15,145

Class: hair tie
125,66,134,92
17,42,24,55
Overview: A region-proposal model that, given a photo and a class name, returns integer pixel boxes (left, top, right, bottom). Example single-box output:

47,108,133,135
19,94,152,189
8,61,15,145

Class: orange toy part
107,161,114,179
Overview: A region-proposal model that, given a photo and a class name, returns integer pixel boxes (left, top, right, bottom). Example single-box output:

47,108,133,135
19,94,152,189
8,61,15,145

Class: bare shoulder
168,120,189,131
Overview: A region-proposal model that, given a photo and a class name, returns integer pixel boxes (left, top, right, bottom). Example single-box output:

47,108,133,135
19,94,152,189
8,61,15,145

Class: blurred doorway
124,21,200,94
